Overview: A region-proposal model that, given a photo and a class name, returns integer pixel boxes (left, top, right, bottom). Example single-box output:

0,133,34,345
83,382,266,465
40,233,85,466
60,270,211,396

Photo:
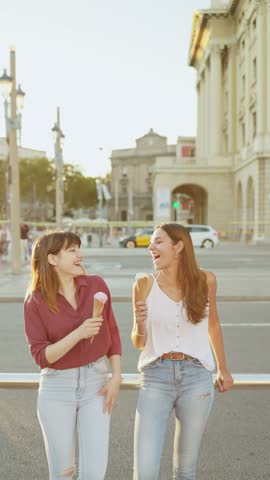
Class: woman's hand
98,375,121,415
77,317,103,340
134,301,147,332
215,369,234,392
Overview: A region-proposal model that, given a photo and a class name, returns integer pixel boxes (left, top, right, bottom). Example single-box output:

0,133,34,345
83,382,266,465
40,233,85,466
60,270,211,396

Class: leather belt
161,352,194,361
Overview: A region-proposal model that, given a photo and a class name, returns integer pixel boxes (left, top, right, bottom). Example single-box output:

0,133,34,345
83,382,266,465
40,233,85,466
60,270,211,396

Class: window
242,74,246,95
188,227,209,233
253,112,257,139
253,58,257,81
242,122,246,146
121,210,127,221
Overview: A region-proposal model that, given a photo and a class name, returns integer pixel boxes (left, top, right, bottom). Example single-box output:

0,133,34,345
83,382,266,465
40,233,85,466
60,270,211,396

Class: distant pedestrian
132,223,233,480
24,231,122,480
20,221,29,262
0,224,10,260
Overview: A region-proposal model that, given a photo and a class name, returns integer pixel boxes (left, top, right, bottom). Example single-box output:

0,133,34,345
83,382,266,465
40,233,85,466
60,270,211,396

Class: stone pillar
244,22,250,147
255,1,267,150
205,61,211,159
114,177,119,220
209,45,222,158
241,180,247,243
196,78,202,157
201,70,207,159
228,42,237,154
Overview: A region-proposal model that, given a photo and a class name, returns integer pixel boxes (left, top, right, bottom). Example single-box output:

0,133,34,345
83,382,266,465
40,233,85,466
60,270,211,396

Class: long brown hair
26,231,81,312
156,223,208,324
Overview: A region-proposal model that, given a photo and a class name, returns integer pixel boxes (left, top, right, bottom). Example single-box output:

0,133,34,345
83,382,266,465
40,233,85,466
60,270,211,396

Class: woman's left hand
97,375,121,414
215,369,234,392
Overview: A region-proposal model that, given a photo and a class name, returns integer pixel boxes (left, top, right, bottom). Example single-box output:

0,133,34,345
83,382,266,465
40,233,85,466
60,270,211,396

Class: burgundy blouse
24,275,122,370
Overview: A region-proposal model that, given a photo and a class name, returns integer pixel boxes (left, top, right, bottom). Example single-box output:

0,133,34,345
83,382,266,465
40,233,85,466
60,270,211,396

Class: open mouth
152,254,160,262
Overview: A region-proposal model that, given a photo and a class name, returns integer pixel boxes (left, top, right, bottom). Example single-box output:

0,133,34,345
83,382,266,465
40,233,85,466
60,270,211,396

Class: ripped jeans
37,358,110,480
133,358,214,480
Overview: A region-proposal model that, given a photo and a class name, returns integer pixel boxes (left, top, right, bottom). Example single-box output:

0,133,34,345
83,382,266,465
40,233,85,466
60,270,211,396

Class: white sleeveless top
138,277,215,372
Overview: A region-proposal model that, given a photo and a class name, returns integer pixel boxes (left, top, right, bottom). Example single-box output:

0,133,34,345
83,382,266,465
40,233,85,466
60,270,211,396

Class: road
0,298,270,479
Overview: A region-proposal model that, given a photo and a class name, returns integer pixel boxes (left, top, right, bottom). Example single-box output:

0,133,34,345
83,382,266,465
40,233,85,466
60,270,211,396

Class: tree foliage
0,156,98,219
63,164,97,209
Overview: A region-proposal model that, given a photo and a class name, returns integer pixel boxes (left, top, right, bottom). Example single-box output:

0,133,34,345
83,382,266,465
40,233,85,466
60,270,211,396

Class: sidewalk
1,247,270,301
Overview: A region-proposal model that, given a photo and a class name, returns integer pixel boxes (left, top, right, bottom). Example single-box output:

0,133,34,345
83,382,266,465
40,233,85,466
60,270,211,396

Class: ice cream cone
91,291,108,343
133,273,149,311
93,298,105,317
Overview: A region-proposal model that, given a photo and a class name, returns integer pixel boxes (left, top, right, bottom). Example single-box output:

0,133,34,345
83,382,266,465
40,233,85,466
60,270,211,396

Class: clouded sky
0,0,210,177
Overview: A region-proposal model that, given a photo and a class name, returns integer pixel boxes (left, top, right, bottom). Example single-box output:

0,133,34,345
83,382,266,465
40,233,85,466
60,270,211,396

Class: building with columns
190,0,270,242
110,0,270,241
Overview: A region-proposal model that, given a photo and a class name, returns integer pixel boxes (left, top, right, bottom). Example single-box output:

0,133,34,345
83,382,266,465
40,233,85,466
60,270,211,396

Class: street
0,245,270,479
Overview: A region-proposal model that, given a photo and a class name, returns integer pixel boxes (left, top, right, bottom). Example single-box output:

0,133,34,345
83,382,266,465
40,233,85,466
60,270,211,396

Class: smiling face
48,243,84,278
149,227,183,271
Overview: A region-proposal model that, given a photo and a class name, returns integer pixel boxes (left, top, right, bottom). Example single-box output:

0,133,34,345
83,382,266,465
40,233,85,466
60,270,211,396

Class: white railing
0,373,270,390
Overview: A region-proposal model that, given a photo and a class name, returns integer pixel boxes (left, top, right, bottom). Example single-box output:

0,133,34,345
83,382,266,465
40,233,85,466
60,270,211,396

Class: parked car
119,228,154,248
186,225,219,248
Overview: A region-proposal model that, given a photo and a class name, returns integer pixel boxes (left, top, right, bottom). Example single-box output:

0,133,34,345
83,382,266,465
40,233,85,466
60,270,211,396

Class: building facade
110,129,176,221
0,137,46,160
188,0,270,242
110,0,270,241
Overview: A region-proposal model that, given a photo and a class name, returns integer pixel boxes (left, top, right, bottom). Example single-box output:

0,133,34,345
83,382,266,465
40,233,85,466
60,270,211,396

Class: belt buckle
170,352,185,360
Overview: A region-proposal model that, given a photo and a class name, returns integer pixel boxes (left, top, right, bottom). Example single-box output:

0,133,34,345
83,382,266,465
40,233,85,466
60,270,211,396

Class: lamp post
0,48,25,274
51,107,65,229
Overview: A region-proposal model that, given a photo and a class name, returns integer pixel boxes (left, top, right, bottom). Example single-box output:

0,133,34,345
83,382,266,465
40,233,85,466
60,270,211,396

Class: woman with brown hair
24,231,121,480
132,223,233,480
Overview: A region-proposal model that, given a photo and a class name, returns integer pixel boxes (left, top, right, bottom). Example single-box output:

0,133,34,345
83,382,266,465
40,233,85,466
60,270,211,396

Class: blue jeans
133,358,215,480
37,358,110,480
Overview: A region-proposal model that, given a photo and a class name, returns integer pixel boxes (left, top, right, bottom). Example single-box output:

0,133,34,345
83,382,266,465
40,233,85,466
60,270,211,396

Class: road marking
221,323,270,327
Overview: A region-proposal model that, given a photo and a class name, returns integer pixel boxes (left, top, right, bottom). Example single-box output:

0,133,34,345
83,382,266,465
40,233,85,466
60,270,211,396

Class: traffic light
173,201,180,209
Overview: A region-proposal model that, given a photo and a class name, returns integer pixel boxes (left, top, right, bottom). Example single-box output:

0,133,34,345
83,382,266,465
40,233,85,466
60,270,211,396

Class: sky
0,0,211,177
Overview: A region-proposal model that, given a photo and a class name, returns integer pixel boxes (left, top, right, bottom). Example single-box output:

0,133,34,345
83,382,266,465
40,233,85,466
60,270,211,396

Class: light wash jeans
37,358,110,480
133,358,215,480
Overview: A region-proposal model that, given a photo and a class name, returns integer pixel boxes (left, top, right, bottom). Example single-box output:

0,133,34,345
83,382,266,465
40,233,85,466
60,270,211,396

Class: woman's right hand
77,317,103,340
134,301,147,329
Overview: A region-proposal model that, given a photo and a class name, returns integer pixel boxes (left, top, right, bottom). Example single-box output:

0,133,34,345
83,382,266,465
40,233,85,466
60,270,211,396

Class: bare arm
207,271,234,392
45,317,103,364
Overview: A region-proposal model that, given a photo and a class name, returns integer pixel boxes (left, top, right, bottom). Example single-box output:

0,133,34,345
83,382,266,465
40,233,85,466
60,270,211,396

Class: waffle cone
93,298,105,317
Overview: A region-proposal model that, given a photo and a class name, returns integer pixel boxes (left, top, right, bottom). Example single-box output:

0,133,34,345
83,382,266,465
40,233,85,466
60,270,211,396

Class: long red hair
26,231,81,312
156,223,208,324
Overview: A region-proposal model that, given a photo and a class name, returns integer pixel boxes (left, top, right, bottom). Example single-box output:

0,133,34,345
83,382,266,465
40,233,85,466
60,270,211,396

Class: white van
186,225,219,248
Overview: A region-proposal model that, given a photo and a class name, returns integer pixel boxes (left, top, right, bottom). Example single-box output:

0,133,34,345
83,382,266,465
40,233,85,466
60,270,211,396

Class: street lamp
0,48,25,274
51,107,65,229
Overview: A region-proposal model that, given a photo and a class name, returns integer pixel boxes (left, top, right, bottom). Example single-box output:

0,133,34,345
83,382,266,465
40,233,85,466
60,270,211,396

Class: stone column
196,78,202,157
209,45,223,158
228,42,237,154
203,63,211,158
205,61,211,158
114,177,119,220
200,72,206,158
255,0,267,150
244,22,250,147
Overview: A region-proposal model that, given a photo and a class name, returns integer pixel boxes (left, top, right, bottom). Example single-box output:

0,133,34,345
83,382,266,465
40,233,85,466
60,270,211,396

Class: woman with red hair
132,223,233,480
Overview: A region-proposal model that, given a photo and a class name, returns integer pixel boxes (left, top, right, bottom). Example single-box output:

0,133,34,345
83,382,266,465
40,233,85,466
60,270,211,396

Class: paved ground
0,244,270,479
1,243,270,300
